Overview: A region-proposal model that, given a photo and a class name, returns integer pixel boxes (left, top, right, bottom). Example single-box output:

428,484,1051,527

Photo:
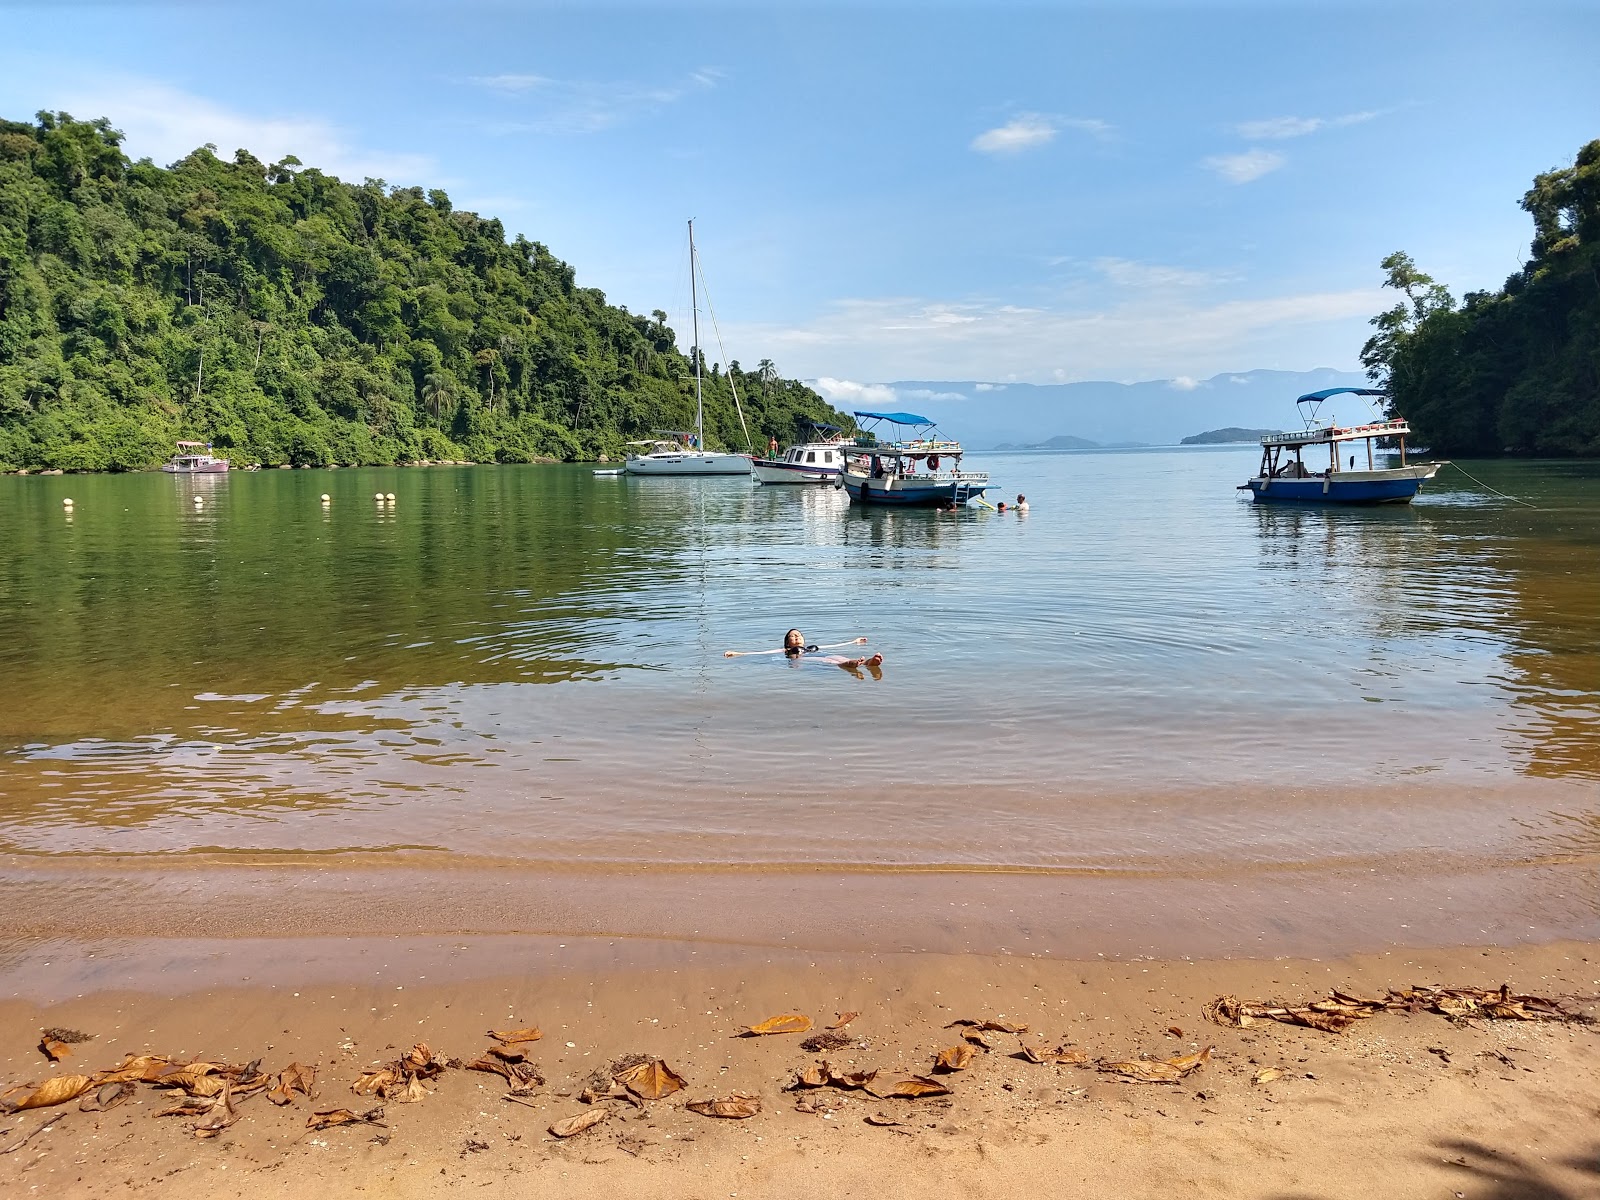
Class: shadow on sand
1270,1139,1600,1200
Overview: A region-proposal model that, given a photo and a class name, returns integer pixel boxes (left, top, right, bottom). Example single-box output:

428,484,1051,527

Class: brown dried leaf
353,1068,397,1097
868,1075,952,1099
827,1012,860,1030
550,1108,609,1138
39,1036,72,1062
865,1112,904,1126
94,1054,175,1084
488,1027,543,1045
962,1028,994,1050
1165,1046,1213,1075
1252,1067,1285,1085
307,1106,387,1131
935,1045,976,1072
828,1067,878,1091
741,1013,812,1037
1014,1044,1044,1065
792,1063,829,1089
945,1018,1028,1034
1099,1045,1211,1083
1,1074,97,1113
266,1062,317,1106
615,1058,686,1100
80,1080,135,1112
686,1093,761,1119
160,1068,226,1097
191,1082,238,1138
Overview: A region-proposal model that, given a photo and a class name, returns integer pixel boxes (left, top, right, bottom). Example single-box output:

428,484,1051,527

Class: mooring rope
1445,462,1540,509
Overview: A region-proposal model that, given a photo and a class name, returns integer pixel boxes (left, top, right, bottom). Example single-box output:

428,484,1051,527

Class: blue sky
3,2,1596,396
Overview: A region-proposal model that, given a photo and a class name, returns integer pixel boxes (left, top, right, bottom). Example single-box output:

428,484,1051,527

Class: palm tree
421,371,452,420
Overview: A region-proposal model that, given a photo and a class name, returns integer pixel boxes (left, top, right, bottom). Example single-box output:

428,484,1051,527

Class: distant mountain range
1180,427,1281,445
818,368,1370,449
992,434,1151,451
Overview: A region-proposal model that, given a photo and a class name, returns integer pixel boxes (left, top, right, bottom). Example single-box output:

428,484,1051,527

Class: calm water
1,451,1597,891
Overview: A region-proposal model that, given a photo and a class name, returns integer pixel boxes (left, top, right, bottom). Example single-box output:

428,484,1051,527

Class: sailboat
625,221,752,477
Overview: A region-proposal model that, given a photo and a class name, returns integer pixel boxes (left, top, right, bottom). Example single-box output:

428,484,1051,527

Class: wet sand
3,939,1598,1199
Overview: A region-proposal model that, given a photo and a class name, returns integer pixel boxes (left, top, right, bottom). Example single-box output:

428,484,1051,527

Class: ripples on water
0,450,1596,875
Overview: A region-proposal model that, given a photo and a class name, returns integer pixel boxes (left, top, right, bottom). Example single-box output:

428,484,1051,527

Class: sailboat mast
689,219,702,451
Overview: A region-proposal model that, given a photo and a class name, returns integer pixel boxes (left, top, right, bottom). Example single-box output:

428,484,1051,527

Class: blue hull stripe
843,480,989,506
1248,477,1425,504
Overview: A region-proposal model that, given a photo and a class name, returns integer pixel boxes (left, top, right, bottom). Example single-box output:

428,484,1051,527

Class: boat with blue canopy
1240,388,1444,505
840,412,991,506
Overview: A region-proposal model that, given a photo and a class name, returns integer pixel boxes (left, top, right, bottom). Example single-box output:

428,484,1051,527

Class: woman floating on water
723,631,883,677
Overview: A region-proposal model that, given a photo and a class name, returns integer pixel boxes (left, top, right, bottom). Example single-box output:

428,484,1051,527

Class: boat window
806,452,816,463
823,451,832,463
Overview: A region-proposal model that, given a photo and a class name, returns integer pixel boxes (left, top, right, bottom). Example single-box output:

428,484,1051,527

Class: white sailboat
625,221,752,477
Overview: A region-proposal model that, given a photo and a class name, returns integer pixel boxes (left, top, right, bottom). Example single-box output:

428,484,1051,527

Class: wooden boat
839,412,990,506
160,441,230,473
1240,388,1443,504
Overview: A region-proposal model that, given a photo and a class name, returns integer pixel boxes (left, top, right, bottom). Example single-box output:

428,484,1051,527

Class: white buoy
62,498,74,507
193,495,204,506
374,492,384,501
385,493,395,502
320,493,331,503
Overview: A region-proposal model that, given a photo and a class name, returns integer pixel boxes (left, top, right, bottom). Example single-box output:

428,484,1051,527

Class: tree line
0,111,847,471
1361,139,1600,456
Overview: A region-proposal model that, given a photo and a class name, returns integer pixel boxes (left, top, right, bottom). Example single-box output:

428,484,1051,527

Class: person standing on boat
782,629,883,673
769,435,779,456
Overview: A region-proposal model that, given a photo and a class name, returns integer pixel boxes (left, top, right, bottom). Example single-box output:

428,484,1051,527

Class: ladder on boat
951,478,972,506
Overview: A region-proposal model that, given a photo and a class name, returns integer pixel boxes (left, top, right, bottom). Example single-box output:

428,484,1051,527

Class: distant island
1180,427,1279,445
992,434,1151,451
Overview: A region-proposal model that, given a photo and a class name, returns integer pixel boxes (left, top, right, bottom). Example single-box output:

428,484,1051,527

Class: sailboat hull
624,452,751,476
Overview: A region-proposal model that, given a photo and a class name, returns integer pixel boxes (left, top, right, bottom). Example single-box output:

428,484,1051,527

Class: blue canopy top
853,410,933,425
1296,387,1387,403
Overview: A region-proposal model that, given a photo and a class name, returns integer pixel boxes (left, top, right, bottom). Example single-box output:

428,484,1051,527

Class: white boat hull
625,452,751,476
752,458,840,484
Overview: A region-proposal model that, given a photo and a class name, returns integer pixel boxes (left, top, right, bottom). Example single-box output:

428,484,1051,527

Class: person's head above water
783,628,805,656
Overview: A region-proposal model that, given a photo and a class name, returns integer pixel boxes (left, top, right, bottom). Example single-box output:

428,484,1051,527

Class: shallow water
1,451,1597,933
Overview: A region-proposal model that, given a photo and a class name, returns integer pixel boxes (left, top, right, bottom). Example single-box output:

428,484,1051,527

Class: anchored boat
160,441,230,473
752,421,850,484
839,412,990,507
1240,388,1443,505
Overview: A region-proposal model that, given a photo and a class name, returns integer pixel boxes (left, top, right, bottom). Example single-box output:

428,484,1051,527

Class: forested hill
1361,139,1600,457
0,112,847,471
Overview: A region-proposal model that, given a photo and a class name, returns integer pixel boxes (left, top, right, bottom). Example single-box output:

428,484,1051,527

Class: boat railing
1262,418,1410,447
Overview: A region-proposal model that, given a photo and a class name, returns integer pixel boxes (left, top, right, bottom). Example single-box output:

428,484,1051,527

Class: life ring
927,455,939,471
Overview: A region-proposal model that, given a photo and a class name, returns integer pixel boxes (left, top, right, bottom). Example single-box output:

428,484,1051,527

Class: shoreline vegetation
1362,138,1600,457
0,112,849,474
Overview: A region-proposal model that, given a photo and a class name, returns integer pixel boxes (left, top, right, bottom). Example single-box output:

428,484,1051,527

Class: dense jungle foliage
0,111,847,471
1362,139,1600,456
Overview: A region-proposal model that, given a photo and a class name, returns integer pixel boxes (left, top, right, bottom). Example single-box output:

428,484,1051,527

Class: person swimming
783,628,883,673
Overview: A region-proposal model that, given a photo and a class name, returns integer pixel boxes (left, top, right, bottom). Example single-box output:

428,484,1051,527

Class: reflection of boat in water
160,441,230,473
1240,388,1443,504
752,420,849,484
839,412,990,507
625,221,752,478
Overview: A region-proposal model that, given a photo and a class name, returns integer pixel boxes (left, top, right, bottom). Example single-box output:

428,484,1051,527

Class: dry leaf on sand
1098,1045,1212,1083
0,1074,97,1113
945,1018,1029,1034
1014,1044,1044,1065
865,1112,904,1127
488,1027,543,1045
95,1054,175,1084
191,1083,239,1139
353,1068,397,1097
80,1080,136,1112
615,1059,686,1100
962,1029,994,1050
935,1045,976,1072
266,1062,317,1106
39,1035,73,1062
867,1075,952,1099
307,1106,387,1131
827,1012,860,1030
550,1108,610,1138
686,1094,761,1119
740,1014,813,1037
1252,1067,1285,1085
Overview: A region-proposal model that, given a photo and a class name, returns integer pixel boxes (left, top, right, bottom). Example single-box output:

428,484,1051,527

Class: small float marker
374,492,384,501
62,498,74,507
320,493,331,504
385,493,395,502
193,495,204,506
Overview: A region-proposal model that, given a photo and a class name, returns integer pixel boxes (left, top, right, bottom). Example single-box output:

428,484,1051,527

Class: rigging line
694,257,755,455
1445,461,1540,509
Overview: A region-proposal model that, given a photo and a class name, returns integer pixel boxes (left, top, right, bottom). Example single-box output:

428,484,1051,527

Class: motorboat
839,411,991,506
160,441,230,473
1240,388,1444,504
752,421,849,484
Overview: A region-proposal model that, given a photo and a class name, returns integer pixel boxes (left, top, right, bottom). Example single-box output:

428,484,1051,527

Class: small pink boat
160,441,230,473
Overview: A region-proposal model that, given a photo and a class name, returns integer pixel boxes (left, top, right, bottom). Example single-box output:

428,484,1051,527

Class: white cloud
1169,376,1200,390
1203,148,1286,184
1228,375,1252,384
471,68,720,134
1094,258,1226,289
970,112,1109,155
50,77,435,183
732,286,1381,385
1235,111,1381,140
974,382,1005,392
810,378,965,407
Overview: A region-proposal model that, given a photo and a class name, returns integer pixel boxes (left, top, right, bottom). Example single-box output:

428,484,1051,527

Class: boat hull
752,457,840,484
160,461,229,473
625,453,751,476
1244,463,1441,504
842,473,989,506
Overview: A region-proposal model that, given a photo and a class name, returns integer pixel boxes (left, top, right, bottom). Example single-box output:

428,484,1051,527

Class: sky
2,1,1597,397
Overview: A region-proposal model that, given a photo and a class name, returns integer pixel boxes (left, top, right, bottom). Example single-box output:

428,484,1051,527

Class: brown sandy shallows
1,941,1598,1200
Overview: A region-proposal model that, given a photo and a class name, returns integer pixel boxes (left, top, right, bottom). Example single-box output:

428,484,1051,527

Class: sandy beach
3,937,1597,1199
